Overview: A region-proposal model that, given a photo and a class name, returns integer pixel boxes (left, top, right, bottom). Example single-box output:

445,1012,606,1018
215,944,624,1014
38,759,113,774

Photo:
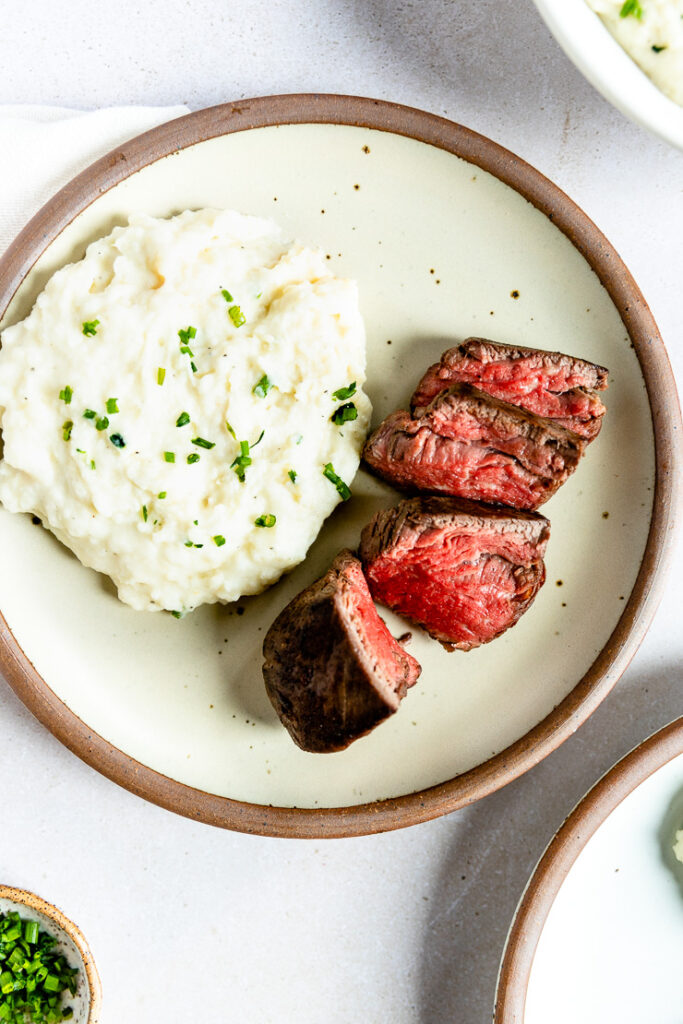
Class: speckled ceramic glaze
0,887,101,1023
0,96,679,837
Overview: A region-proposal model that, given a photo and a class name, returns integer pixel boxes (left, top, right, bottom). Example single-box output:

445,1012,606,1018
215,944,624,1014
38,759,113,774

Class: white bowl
0,887,101,1023
533,0,683,150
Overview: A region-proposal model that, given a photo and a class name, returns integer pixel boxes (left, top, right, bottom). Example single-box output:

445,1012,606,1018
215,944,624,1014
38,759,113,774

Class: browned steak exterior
262,549,421,752
363,383,585,510
360,497,550,650
411,338,608,440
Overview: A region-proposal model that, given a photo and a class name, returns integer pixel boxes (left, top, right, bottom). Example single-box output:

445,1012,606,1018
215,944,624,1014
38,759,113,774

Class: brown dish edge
0,93,680,838
494,716,683,1022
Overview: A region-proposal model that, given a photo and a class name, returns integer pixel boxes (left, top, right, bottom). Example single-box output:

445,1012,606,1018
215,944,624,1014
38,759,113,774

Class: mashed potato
0,209,371,613
587,0,683,105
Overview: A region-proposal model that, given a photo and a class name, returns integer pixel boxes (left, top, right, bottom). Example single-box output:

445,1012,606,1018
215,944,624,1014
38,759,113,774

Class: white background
1,1,682,1021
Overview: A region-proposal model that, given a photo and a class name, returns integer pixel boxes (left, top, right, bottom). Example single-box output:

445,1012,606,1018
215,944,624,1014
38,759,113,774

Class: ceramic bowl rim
0,93,680,838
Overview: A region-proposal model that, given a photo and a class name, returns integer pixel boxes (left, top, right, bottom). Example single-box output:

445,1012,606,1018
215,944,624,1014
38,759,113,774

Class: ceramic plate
0,95,679,837
495,717,683,1023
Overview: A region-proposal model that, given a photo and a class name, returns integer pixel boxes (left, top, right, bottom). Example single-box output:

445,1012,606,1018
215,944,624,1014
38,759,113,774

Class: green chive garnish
254,513,276,528
192,437,215,449
95,416,109,431
213,535,226,546
331,402,358,425
83,409,97,419
620,0,643,17
82,319,100,336
171,610,183,618
231,439,252,482
62,420,73,441
652,43,667,52
251,429,265,448
332,382,356,401
178,326,197,345
158,491,167,499
59,386,73,405
106,397,119,414
184,539,193,547
221,288,234,302
190,361,198,374
176,411,190,427
164,451,176,463
187,453,200,464
228,305,246,328
157,367,166,385
109,433,126,448
142,505,148,522
288,469,297,483
225,420,236,438
253,374,272,398
323,462,351,501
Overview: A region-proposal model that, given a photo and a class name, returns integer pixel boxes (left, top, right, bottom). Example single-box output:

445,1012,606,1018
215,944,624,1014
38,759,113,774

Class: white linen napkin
0,105,189,255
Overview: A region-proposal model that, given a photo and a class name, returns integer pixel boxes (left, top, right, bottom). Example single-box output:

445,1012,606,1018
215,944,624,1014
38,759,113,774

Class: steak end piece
262,549,421,752
363,383,585,511
360,497,550,651
411,338,608,440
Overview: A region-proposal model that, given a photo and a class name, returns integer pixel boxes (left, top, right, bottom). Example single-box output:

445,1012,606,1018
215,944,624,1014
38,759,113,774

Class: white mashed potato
0,209,371,613
587,0,683,104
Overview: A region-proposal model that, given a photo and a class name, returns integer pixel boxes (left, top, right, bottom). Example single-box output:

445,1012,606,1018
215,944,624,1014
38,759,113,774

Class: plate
0,95,679,838
533,0,683,151
495,717,683,1023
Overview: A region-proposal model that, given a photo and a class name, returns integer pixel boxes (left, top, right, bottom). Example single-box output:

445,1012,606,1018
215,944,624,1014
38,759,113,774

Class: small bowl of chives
0,886,101,1023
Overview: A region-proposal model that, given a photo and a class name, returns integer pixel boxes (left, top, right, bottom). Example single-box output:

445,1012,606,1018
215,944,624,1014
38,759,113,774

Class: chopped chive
332,381,357,401
221,288,234,303
187,453,200,464
62,420,73,441
253,374,272,398
323,462,351,501
179,345,194,357
190,361,198,373
171,610,183,618
192,436,215,449
105,397,119,414
158,491,167,499
95,416,109,431
178,326,197,345
109,433,126,448
213,534,226,546
295,433,303,445
141,505,148,522
176,411,191,427
184,539,193,547
652,43,667,51
90,460,96,470
82,319,100,336
23,921,39,945
230,439,252,482
164,451,176,463
251,429,265,449
225,419,236,438
288,469,297,483
619,0,643,16
157,367,166,385
331,401,358,425
254,513,276,528
76,448,85,454
228,305,246,328
59,385,73,404
83,409,97,419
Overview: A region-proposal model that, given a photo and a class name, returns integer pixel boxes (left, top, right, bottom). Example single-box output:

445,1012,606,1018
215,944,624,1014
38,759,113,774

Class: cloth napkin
0,104,189,256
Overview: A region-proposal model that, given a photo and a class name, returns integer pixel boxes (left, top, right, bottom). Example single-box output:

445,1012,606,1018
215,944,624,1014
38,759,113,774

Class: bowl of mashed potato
533,0,683,150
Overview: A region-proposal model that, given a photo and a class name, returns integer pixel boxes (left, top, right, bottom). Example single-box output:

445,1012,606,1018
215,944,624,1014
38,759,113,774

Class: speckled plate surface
0,95,679,837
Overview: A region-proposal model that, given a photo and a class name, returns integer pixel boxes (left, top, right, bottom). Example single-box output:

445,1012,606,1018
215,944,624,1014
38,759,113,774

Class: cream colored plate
0,109,660,818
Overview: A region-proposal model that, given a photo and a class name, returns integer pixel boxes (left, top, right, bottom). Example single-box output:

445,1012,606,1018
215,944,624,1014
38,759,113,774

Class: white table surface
1,2,681,1021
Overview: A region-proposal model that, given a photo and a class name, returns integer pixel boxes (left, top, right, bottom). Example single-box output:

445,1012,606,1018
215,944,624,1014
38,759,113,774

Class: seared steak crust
360,497,550,651
363,383,585,510
411,338,608,440
262,549,421,752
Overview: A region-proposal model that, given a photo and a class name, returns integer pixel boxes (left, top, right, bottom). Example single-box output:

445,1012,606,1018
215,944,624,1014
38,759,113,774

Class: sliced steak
411,338,608,440
262,549,421,752
363,383,585,510
360,497,550,651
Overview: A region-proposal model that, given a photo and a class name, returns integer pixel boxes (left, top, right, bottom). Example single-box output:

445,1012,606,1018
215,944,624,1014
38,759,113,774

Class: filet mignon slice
262,549,421,753
360,497,550,651
363,383,585,510
411,338,608,440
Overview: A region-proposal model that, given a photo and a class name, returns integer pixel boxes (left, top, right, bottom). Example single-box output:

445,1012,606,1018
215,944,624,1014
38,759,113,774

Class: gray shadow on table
417,659,682,1024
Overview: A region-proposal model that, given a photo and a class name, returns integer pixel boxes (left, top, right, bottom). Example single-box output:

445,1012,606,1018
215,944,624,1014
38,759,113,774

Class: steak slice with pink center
363,383,585,510
262,549,421,752
360,497,550,651
411,338,608,440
